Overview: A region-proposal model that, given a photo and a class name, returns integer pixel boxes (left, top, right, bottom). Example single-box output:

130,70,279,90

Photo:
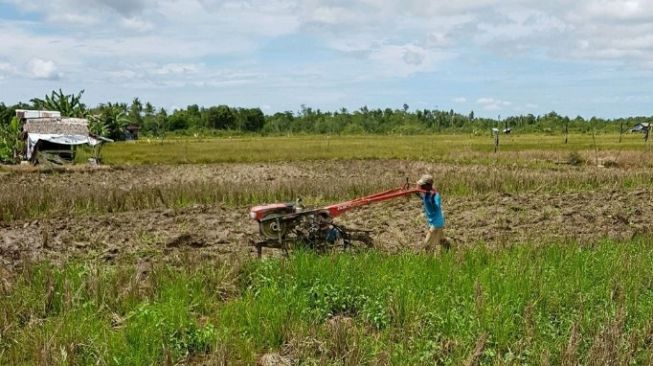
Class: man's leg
424,227,443,253
440,232,451,251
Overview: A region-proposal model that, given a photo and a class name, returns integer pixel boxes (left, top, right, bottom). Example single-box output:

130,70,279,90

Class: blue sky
1,0,652,118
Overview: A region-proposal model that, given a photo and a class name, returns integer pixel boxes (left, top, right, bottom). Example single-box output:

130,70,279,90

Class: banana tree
31,89,87,117
93,103,130,140
0,117,23,163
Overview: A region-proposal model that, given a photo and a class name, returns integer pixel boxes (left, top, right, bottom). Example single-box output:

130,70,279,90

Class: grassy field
97,133,652,165
2,238,653,365
2,133,653,365
2,133,649,222
2,157,653,223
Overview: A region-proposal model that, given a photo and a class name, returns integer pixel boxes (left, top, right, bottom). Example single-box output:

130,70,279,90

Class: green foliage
4,238,653,364
122,301,217,362
88,115,110,137
238,107,265,131
308,282,390,329
90,103,130,140
205,105,236,129
4,92,652,137
128,97,144,128
0,116,22,162
0,260,227,365
31,89,87,117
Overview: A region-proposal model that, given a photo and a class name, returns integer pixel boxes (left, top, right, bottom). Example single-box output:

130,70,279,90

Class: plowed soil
1,161,652,270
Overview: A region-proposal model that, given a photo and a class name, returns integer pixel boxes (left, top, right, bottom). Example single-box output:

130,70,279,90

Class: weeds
2,238,653,364
566,151,584,166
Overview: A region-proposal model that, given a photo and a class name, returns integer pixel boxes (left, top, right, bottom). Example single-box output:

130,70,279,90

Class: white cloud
369,43,448,77
308,6,359,25
2,0,653,117
26,58,61,80
151,63,200,75
0,62,11,81
119,17,154,32
93,0,147,16
0,62,15,73
45,12,100,26
476,10,568,44
477,97,511,111
580,0,653,21
8,0,147,17
5,0,653,67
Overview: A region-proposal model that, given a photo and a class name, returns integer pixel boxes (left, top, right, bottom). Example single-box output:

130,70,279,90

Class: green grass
97,134,652,165
3,237,653,365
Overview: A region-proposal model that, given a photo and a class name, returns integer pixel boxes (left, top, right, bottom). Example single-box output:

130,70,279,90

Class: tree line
1,90,651,141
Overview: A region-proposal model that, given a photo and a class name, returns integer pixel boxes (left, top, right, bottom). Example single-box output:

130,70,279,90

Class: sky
0,0,652,118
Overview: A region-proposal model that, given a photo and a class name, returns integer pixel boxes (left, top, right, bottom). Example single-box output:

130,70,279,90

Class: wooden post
494,116,500,153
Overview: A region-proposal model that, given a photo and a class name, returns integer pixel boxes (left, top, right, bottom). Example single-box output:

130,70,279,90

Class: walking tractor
249,180,428,256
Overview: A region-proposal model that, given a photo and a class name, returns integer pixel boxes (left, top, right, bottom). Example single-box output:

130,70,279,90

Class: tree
154,108,168,138
93,103,130,140
186,104,203,129
31,89,87,117
0,116,22,162
128,97,144,127
262,111,293,134
239,108,265,132
88,115,110,137
142,102,156,134
0,103,7,126
167,109,189,131
205,105,236,130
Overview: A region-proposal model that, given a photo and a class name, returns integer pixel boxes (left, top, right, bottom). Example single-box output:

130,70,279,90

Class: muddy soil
1,185,651,270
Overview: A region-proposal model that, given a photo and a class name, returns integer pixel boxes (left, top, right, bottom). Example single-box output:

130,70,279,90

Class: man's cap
417,174,434,186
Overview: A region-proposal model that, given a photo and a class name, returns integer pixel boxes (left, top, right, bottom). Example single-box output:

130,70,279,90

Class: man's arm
433,192,441,208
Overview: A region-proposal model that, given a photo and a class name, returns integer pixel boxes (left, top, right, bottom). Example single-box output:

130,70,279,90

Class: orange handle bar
324,185,436,218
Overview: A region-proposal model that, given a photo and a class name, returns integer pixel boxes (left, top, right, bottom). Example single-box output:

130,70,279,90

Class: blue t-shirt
422,191,445,228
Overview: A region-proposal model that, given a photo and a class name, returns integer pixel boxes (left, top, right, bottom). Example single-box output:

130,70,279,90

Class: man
417,174,449,253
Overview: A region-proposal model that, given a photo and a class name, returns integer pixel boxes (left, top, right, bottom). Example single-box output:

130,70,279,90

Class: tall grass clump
2,237,653,364
0,258,239,365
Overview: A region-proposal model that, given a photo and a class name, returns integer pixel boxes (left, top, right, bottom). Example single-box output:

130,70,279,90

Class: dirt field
1,161,651,270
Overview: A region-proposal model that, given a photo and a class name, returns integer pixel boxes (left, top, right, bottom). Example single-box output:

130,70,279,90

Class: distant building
124,124,140,140
16,109,109,163
630,122,650,133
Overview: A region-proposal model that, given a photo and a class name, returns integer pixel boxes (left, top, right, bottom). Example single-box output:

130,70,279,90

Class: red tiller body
249,182,439,255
